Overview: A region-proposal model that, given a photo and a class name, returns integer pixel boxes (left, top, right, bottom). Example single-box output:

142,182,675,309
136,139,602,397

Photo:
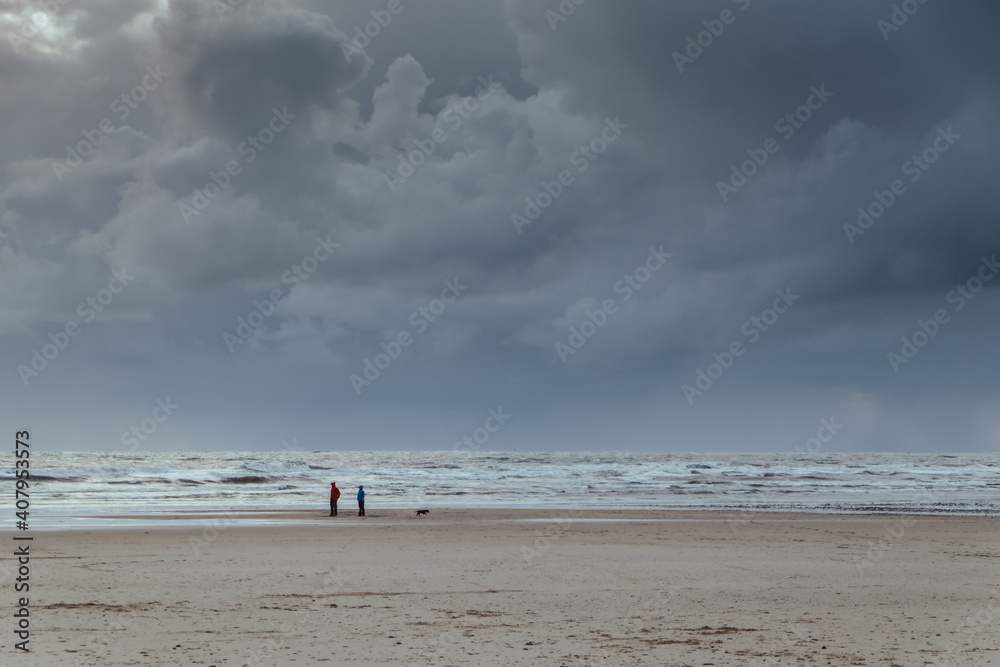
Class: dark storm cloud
156,0,370,139
1,0,998,452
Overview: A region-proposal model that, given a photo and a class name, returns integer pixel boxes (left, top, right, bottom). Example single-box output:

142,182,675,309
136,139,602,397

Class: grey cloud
1,0,998,451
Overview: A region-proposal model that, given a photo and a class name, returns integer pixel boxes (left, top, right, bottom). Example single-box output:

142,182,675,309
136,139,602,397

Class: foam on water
12,450,998,524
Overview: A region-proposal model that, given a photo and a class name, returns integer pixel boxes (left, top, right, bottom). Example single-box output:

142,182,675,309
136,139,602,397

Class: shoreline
23,505,1000,530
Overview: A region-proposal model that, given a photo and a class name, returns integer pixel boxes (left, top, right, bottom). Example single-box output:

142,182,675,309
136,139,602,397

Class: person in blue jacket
357,485,365,516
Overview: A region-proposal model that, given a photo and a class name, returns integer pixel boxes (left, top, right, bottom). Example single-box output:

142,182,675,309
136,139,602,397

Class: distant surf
22,450,1000,518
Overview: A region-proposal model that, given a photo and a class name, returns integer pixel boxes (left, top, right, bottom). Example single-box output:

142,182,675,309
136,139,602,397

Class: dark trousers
358,500,365,516
330,500,337,516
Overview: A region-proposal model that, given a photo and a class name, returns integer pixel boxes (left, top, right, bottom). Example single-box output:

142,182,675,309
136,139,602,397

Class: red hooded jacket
330,484,341,501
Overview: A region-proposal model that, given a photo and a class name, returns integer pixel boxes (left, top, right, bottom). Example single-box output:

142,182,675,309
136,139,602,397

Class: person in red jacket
329,482,341,516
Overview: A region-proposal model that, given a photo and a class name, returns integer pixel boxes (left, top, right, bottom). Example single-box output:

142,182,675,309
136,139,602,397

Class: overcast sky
2,0,998,452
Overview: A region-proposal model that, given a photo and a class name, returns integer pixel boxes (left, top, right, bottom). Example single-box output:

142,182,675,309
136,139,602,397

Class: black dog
415,509,430,516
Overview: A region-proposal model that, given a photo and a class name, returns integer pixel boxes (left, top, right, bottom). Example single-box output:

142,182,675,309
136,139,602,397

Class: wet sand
2,509,998,666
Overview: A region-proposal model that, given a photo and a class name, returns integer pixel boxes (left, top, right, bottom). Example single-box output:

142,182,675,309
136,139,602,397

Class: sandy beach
3,510,998,666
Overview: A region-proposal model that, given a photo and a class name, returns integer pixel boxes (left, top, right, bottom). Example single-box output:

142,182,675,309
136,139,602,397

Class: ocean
14,450,999,528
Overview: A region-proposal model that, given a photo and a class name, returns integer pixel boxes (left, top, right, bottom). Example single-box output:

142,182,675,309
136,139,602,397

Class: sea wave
20,450,1000,516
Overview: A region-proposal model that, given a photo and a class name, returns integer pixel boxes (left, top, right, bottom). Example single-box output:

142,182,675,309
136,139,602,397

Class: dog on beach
415,509,430,516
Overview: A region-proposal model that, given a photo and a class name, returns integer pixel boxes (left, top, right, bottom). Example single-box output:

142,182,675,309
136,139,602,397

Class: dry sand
2,509,998,666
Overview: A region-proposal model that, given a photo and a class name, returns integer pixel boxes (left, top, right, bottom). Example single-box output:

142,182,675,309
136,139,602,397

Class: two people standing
329,481,365,517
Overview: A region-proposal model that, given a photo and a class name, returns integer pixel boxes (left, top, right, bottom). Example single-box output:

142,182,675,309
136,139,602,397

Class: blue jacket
357,488,365,501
